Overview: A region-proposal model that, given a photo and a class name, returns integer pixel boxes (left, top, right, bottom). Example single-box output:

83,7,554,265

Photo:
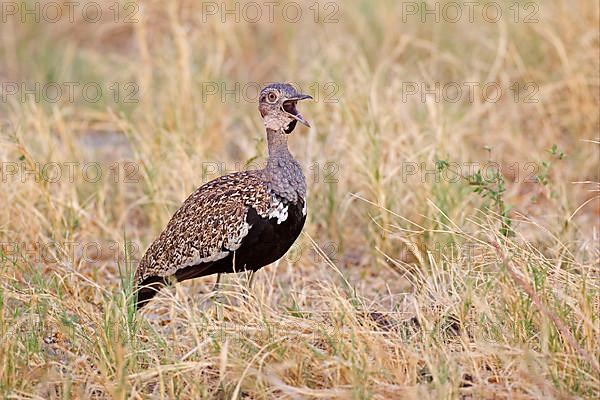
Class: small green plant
436,150,514,238
466,166,514,237
436,144,566,238
536,144,566,188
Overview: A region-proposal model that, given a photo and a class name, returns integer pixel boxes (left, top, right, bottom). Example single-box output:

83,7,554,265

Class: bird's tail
135,276,167,310
134,261,220,310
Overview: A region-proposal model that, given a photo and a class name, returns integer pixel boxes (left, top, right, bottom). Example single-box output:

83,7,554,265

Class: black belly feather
135,200,306,308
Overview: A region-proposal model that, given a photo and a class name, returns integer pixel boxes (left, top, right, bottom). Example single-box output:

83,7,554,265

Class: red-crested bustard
134,83,312,309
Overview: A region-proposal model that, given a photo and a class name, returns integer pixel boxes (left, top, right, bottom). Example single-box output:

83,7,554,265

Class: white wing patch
302,198,307,216
268,196,289,224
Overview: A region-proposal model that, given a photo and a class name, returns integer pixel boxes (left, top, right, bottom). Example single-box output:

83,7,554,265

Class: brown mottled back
135,171,271,286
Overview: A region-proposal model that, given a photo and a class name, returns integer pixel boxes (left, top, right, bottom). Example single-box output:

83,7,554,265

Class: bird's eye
267,92,278,103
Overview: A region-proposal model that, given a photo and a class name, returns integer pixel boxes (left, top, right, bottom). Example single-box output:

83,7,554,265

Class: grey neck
262,128,306,203
266,128,292,167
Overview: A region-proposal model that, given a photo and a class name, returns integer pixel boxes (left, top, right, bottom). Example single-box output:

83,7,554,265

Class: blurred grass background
0,0,598,398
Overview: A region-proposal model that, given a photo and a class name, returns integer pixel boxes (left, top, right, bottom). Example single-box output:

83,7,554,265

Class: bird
134,83,312,309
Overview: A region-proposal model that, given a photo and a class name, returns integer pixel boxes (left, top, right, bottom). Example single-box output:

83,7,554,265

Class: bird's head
258,83,312,134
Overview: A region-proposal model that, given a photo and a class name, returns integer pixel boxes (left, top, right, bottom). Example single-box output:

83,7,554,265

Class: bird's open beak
290,94,313,101
282,94,313,128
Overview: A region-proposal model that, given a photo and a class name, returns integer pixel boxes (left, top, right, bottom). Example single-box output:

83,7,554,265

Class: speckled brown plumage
135,83,313,309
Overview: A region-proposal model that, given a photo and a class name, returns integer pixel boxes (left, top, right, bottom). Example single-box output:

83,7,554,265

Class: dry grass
0,0,599,398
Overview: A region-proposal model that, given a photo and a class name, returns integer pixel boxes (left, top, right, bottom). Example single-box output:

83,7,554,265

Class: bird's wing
135,171,271,285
